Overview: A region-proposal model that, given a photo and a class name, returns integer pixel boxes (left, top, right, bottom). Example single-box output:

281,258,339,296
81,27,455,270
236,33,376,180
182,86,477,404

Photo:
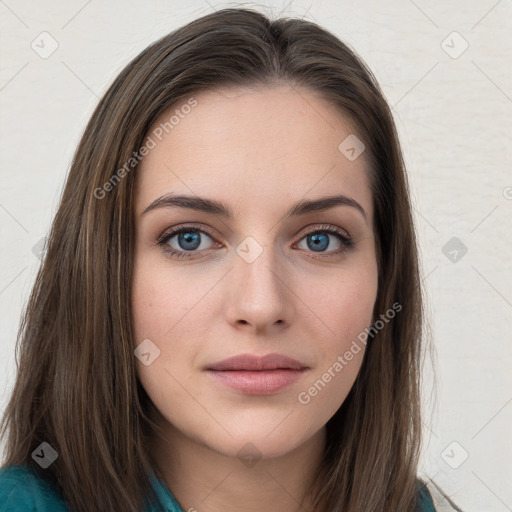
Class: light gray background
1,1,511,510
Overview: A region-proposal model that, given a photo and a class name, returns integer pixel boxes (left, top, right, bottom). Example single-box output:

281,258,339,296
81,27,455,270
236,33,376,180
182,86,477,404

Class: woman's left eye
157,223,353,260
295,224,353,256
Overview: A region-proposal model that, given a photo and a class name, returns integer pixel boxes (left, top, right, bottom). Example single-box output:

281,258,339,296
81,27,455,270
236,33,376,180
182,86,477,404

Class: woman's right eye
157,225,219,259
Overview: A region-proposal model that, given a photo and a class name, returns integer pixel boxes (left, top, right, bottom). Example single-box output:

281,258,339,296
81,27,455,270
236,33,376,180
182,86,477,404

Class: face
132,85,378,461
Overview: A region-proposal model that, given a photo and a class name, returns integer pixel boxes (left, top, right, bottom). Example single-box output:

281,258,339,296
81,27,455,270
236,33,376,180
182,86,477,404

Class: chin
200,423,317,461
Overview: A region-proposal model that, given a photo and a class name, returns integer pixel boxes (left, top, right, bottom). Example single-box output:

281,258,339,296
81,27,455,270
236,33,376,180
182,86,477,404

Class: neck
148,417,327,512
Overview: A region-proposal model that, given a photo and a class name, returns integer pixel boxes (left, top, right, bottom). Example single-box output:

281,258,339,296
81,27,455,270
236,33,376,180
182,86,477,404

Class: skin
132,85,378,512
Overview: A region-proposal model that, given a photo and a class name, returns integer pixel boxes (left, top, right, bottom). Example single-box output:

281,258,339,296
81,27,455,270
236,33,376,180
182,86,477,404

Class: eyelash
156,223,354,260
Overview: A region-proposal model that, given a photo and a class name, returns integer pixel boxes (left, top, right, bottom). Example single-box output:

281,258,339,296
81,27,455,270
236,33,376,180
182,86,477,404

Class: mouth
204,353,308,395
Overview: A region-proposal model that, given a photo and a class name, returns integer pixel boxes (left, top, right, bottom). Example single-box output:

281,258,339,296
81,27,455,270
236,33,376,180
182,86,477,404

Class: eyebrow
142,193,368,222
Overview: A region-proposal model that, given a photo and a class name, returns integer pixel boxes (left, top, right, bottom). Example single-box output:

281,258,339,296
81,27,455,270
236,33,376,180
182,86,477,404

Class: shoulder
417,478,464,512
0,464,70,512
0,464,184,512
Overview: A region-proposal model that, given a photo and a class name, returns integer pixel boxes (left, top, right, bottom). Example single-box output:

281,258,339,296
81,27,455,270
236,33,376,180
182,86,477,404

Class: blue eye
296,229,352,254
157,223,353,260
157,224,217,259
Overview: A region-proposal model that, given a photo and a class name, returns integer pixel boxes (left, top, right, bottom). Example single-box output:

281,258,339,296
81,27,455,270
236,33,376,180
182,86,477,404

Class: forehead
135,85,372,220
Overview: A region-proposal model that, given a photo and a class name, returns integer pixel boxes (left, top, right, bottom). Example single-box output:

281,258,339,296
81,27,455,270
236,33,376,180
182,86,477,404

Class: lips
204,353,308,394
205,353,307,371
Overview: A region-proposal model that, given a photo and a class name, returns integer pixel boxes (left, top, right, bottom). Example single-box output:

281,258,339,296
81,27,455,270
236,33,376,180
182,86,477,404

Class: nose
224,243,295,334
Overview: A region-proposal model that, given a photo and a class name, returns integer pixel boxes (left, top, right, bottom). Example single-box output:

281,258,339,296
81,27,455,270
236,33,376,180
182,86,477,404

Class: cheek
131,261,209,405
306,264,378,348
131,268,203,430
131,259,206,341
296,265,377,407
295,291,374,427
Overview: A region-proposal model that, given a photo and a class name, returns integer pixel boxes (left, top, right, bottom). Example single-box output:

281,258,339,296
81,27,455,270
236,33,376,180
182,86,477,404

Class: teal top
0,464,436,511
0,465,184,512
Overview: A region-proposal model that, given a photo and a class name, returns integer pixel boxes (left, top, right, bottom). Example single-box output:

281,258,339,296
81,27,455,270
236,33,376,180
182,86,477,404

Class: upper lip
205,353,307,371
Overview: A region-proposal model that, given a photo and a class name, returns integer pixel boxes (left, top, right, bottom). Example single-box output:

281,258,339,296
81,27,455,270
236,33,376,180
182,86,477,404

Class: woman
0,7,462,512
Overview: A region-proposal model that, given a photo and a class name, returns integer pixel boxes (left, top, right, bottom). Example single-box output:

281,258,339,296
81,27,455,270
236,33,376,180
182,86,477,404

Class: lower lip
205,369,306,394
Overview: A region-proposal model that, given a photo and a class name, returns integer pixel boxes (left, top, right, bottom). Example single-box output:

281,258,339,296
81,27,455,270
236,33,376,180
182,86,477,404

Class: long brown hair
1,7,434,511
